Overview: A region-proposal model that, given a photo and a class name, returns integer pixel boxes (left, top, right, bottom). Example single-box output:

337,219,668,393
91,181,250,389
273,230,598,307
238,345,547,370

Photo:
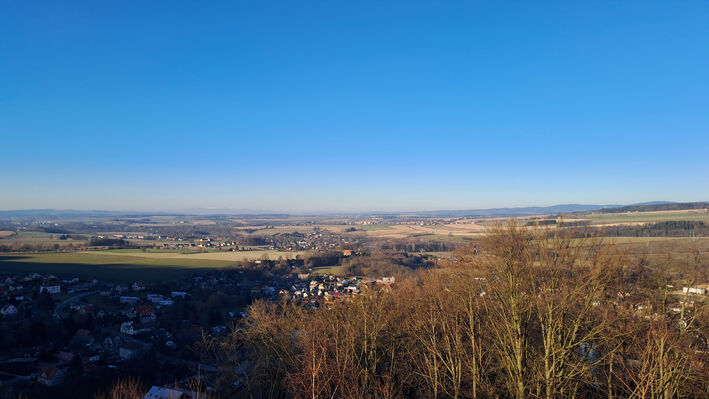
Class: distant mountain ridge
0,209,180,218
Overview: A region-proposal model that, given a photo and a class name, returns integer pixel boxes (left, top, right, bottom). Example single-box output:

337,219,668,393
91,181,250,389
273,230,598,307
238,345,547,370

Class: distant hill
0,209,287,219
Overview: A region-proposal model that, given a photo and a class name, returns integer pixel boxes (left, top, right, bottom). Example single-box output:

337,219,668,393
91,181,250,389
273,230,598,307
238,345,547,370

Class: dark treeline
0,242,83,253
237,235,271,246
0,237,135,252
381,238,461,253
527,220,591,228
342,250,436,277
2,222,243,240
193,222,709,399
594,202,709,214
87,238,135,248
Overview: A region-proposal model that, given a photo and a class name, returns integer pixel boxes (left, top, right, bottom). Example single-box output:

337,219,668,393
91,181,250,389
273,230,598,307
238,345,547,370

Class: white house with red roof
136,305,156,323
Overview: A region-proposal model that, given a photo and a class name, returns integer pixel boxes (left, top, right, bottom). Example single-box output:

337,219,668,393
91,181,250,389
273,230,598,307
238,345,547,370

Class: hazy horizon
0,199,701,215
2,1,708,211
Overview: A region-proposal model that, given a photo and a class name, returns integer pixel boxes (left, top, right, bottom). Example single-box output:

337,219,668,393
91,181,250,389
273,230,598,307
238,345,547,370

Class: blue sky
1,1,708,212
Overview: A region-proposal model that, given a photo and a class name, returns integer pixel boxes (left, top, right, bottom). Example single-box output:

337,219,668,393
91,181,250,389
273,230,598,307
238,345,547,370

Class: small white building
377,276,395,285
120,321,152,336
682,287,707,295
147,294,164,303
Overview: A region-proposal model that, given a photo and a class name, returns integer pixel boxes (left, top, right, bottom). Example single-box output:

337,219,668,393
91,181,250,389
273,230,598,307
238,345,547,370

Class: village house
147,294,174,306
39,285,61,294
133,281,147,291
136,305,156,323
1,303,18,316
82,354,100,366
377,276,395,285
103,336,121,352
36,365,65,386
113,285,128,293
159,298,174,306
120,321,152,336
147,293,162,303
120,296,140,304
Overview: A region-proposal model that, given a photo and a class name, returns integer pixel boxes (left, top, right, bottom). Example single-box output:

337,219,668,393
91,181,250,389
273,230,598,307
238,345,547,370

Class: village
0,251,397,398
96,229,356,252
284,273,395,306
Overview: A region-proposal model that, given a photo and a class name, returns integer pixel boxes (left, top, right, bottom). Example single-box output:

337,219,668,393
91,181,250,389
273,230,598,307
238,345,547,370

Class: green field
0,251,234,282
0,247,307,282
311,265,345,276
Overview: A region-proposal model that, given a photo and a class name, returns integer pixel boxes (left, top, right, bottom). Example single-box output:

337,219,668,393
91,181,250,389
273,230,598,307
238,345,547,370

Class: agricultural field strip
0,249,308,265
584,210,709,225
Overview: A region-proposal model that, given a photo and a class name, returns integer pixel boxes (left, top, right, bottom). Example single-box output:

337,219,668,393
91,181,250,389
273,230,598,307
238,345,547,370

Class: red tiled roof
136,305,154,315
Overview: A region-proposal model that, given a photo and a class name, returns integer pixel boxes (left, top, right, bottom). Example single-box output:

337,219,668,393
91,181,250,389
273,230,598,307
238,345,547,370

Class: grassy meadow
310,265,345,276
